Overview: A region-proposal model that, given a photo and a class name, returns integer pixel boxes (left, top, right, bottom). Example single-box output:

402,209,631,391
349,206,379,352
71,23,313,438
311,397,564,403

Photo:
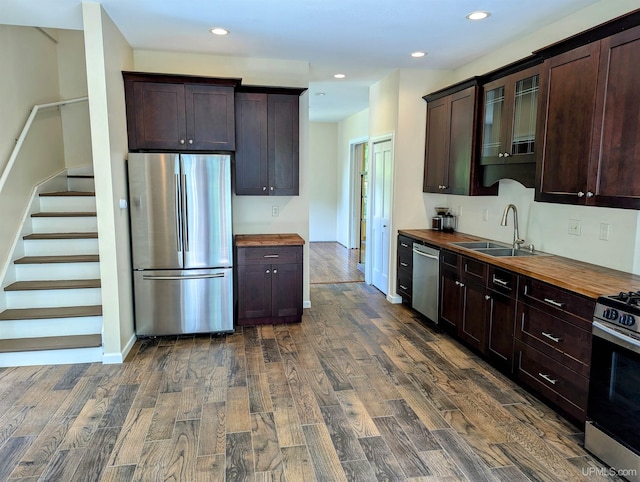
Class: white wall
82,3,136,362
336,109,369,248
0,26,65,290
133,50,312,305
309,122,339,242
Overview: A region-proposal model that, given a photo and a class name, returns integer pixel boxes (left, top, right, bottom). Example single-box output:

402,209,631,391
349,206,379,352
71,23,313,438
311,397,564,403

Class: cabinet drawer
516,302,591,376
398,248,413,270
461,256,486,284
488,266,517,296
398,235,414,252
397,272,412,300
515,340,589,422
520,277,595,322
441,250,458,270
237,246,302,265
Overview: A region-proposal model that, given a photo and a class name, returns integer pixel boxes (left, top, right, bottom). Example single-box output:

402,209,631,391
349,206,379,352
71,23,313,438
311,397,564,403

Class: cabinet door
185,84,235,151
460,281,488,353
268,94,300,196
423,97,449,193
132,82,187,150
591,25,640,209
439,267,462,329
487,289,516,372
271,263,303,318
237,263,272,320
536,43,601,204
235,93,269,195
447,87,475,195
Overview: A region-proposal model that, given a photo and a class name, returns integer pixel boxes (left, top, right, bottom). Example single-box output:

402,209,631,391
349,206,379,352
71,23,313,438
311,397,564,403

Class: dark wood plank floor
310,242,364,284
0,282,620,481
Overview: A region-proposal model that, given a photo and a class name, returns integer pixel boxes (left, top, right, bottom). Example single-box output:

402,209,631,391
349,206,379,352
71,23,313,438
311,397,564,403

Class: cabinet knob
188,139,193,145
485,295,491,301
270,187,274,191
180,139,185,145
498,153,504,158
263,187,267,191
266,269,270,274
504,152,510,157
273,269,278,274
577,191,585,197
586,191,594,198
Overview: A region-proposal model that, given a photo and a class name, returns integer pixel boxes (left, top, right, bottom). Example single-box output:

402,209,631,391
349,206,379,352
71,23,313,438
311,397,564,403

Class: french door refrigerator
127,152,233,335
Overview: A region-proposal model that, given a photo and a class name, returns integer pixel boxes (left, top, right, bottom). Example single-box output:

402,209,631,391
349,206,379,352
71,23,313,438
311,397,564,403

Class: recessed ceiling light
334,74,346,79
466,11,490,21
411,51,427,58
209,27,229,35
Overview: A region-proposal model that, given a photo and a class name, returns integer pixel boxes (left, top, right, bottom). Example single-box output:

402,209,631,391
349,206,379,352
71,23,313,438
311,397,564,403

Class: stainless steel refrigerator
127,152,234,335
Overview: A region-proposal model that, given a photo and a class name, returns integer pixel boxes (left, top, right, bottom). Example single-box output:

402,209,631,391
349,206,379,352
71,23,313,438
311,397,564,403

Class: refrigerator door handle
175,173,183,253
142,273,225,281
182,172,189,252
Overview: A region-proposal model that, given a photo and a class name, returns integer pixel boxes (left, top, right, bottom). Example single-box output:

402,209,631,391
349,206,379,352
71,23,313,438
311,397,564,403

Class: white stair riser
31,216,98,233
6,288,102,309
39,196,96,212
0,315,102,339
0,346,103,367
14,262,101,281
67,178,95,192
24,238,99,256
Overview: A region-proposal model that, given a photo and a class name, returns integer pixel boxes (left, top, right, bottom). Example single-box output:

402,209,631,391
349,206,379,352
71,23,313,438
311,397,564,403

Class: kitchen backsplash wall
425,180,640,275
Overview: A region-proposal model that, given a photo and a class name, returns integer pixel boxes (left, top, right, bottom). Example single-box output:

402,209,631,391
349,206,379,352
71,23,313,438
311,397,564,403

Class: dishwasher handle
412,248,439,261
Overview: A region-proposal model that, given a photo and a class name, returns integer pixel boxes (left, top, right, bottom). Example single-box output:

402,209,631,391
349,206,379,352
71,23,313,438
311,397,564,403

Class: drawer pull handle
538,373,557,385
401,243,409,248
400,262,408,267
541,331,561,343
400,285,408,290
455,281,465,288
264,254,279,258
544,298,564,308
493,277,509,287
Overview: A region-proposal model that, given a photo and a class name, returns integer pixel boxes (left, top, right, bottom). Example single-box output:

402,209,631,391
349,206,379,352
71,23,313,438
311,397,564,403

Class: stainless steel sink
474,247,539,257
451,241,508,249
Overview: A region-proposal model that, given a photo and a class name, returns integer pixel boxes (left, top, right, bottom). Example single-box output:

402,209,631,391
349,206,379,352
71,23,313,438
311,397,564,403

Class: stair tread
0,305,102,320
24,232,98,240
39,191,95,197
32,212,97,218
0,335,102,353
15,255,99,264
5,279,101,291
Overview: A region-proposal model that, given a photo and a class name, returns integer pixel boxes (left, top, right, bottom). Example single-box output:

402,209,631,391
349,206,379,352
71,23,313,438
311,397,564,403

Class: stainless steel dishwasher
412,243,440,323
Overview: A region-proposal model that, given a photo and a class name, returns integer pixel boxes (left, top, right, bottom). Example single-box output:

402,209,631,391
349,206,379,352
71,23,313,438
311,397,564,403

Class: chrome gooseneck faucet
501,204,525,250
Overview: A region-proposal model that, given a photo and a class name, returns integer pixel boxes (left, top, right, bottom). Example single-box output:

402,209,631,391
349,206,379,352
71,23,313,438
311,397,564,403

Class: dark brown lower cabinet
236,245,303,325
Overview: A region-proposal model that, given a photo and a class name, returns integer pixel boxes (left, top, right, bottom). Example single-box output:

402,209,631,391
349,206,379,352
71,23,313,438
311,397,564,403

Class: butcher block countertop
234,233,305,247
400,229,640,300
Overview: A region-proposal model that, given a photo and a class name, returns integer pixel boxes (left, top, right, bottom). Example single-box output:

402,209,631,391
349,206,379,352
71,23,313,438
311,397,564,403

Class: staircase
0,172,103,366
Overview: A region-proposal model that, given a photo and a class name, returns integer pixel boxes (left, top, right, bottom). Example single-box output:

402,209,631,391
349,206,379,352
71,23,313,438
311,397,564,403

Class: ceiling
1,0,602,122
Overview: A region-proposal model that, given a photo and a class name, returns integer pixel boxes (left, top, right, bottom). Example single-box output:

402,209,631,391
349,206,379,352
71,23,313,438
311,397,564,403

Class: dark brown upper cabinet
235,87,305,196
480,63,541,188
536,16,640,209
423,80,497,196
123,72,240,152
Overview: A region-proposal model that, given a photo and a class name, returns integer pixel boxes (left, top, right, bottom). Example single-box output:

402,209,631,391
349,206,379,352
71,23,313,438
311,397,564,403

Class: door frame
348,136,369,250
366,133,394,291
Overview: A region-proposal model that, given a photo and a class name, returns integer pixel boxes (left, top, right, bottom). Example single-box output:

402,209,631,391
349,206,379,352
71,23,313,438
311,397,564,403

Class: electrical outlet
568,219,581,236
272,205,279,217
599,223,610,241
482,209,489,221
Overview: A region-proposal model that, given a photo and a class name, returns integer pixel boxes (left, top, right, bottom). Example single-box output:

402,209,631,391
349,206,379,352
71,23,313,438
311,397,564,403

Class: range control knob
619,314,636,327
603,308,619,320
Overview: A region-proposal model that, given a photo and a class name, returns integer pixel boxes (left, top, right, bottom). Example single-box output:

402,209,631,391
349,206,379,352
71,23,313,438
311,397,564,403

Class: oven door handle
593,320,640,355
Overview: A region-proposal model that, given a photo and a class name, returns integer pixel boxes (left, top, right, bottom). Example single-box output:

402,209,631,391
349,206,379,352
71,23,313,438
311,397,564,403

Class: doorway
350,141,368,270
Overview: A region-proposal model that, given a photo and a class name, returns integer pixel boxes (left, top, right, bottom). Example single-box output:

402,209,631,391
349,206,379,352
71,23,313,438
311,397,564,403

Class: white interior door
371,139,392,294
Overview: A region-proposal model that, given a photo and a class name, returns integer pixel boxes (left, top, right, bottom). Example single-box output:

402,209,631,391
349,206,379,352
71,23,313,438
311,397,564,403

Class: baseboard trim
387,293,403,304
102,332,136,364
303,300,311,309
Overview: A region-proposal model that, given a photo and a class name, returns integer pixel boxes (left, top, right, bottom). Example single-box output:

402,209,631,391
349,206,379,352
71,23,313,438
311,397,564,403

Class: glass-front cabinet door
480,65,540,166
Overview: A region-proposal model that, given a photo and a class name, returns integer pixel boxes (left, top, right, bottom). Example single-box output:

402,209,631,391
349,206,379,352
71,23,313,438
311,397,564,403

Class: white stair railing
0,97,89,192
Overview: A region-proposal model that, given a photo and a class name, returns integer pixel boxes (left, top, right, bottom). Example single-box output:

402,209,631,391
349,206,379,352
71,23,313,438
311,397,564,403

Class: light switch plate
599,223,610,241
568,219,581,236
272,205,279,217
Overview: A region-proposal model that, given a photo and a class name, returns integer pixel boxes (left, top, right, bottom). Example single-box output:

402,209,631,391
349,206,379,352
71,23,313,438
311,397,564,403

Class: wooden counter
400,229,640,299
234,233,305,247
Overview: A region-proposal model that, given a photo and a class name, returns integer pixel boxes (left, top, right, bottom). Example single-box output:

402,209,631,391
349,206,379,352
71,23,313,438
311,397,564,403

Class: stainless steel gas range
586,292,640,481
